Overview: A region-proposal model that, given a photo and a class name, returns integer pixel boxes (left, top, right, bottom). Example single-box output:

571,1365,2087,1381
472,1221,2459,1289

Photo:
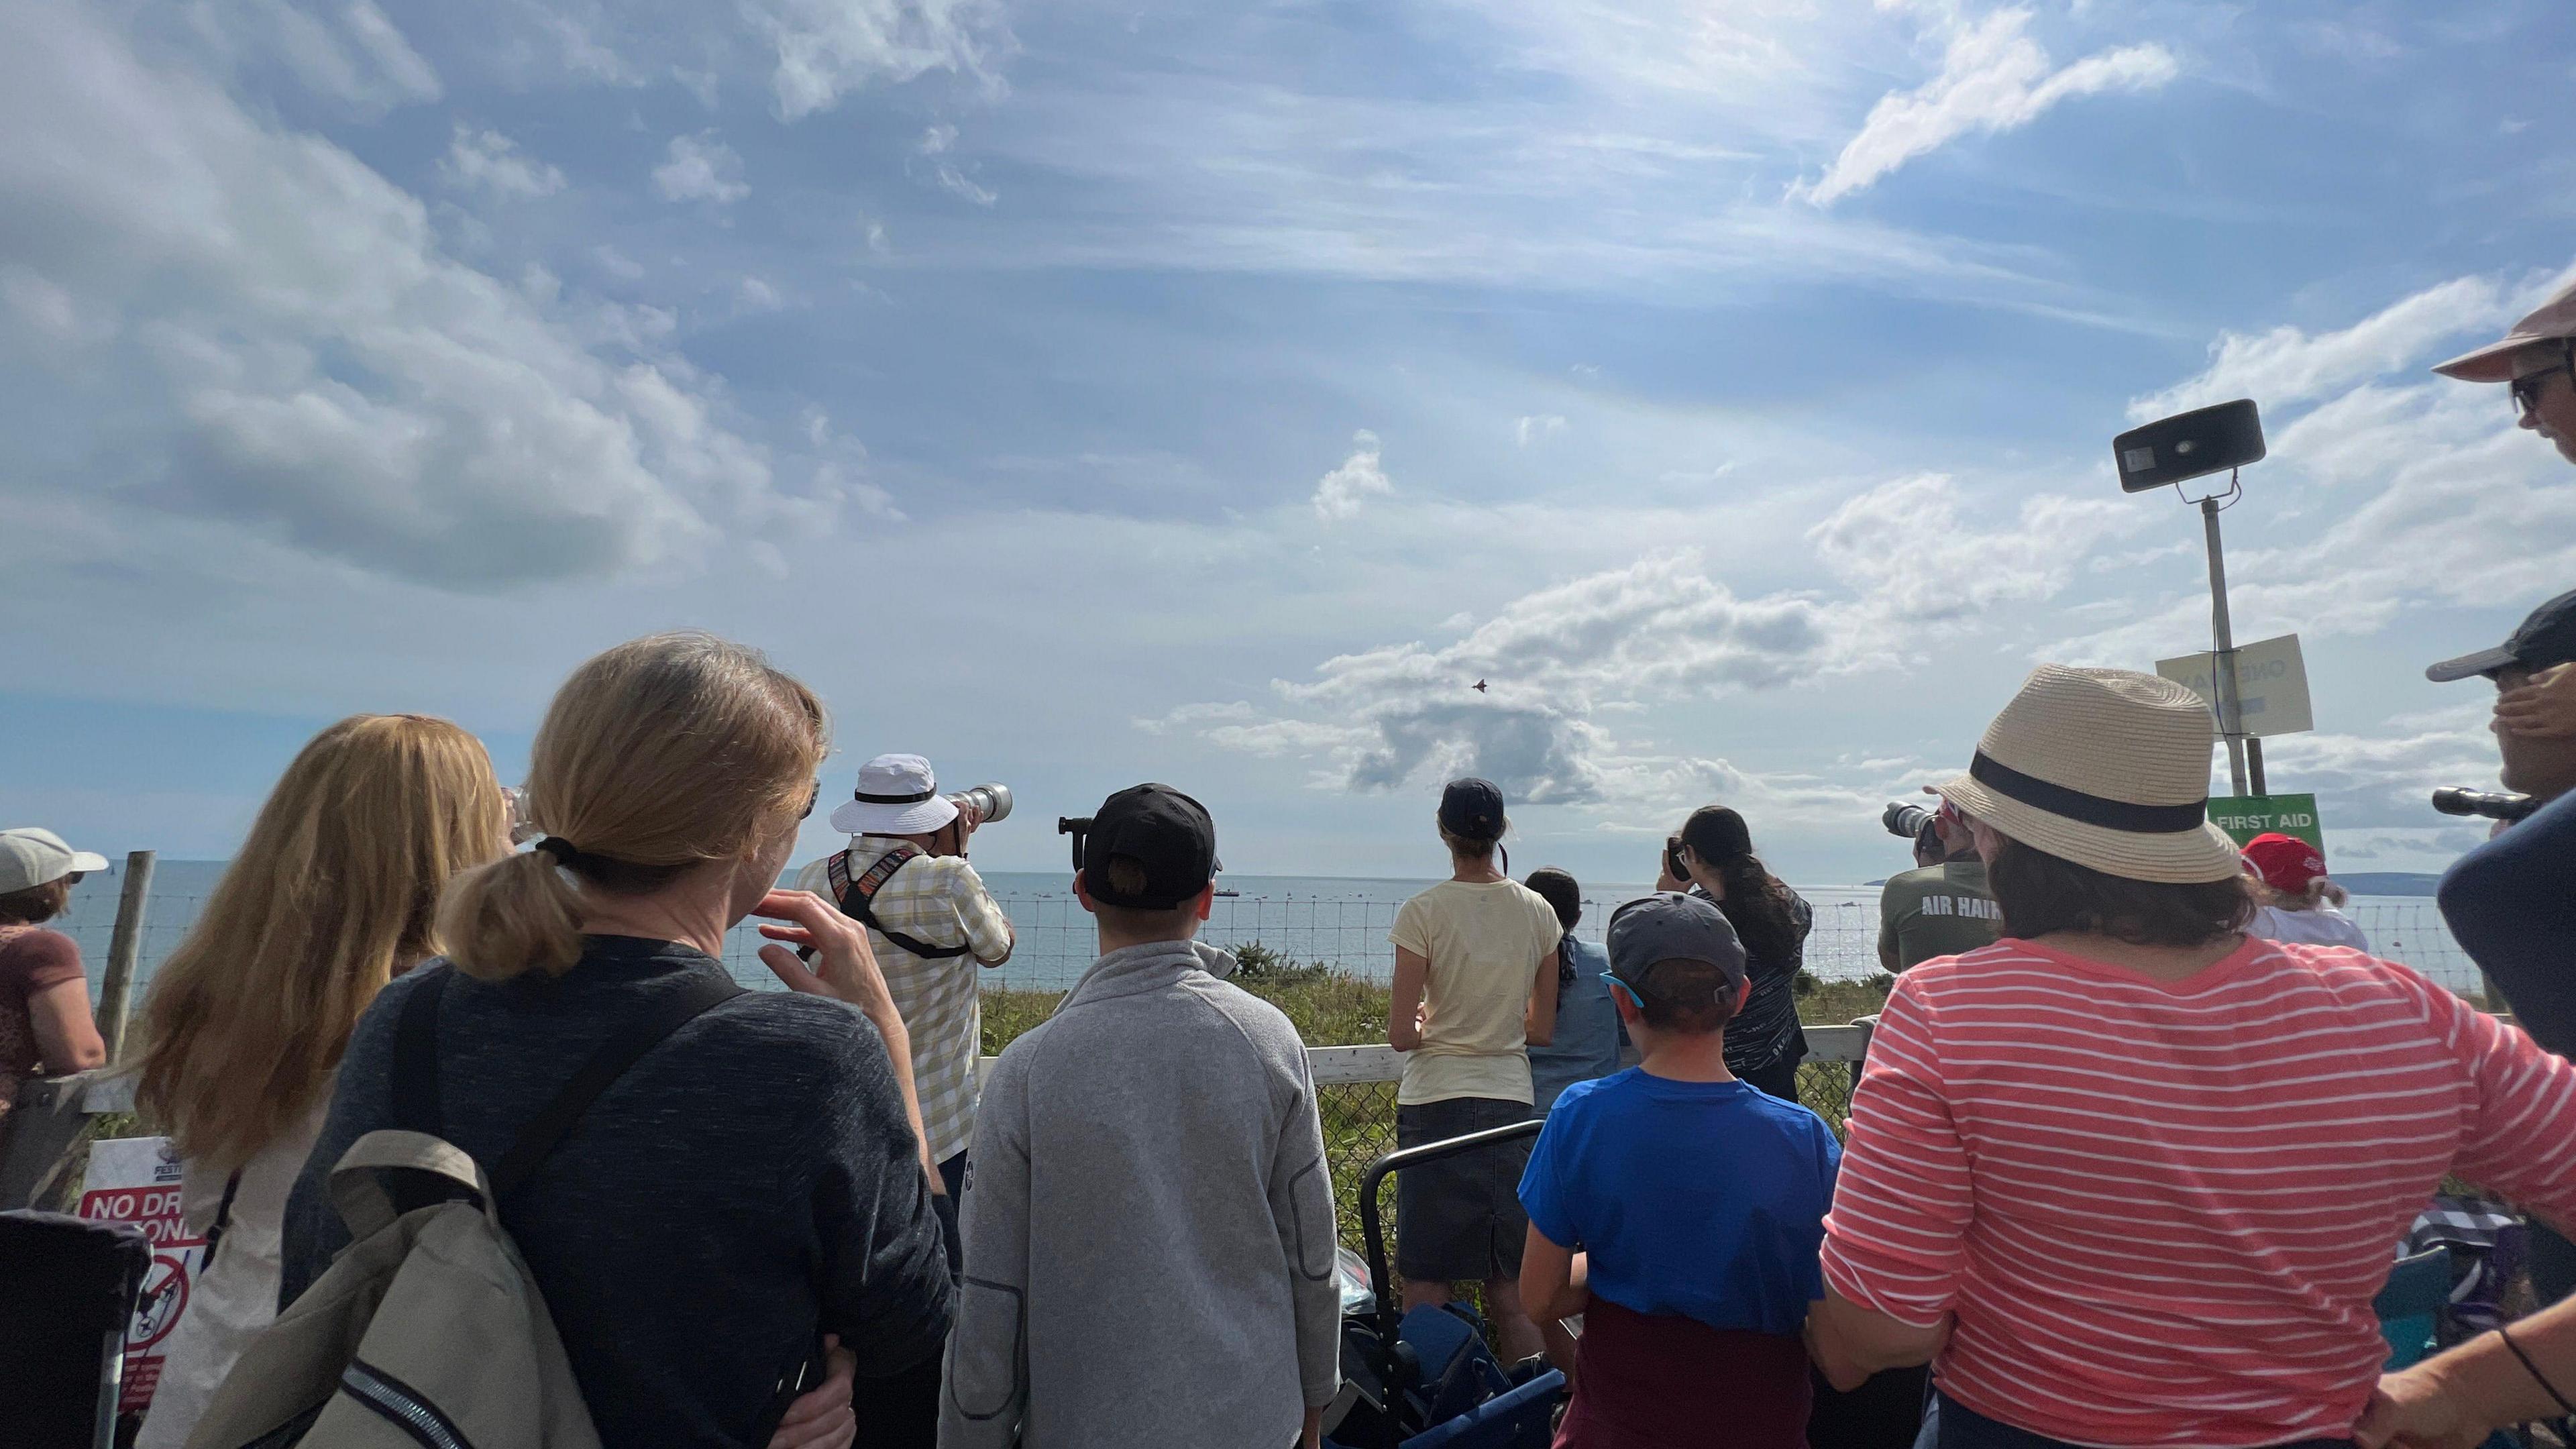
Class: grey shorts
1394,1096,1534,1283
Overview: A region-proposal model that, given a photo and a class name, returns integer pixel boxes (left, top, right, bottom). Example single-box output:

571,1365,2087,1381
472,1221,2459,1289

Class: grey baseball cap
1605,892,1748,1014
0,828,109,895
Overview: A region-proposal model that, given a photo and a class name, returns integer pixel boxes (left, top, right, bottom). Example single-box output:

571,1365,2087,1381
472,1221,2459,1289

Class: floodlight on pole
2110,398,2268,798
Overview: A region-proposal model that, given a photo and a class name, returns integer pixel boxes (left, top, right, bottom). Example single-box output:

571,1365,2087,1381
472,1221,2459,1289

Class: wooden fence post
96,851,155,1063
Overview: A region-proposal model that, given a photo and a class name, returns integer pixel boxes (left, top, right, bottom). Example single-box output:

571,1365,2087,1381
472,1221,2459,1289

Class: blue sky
3,0,2573,884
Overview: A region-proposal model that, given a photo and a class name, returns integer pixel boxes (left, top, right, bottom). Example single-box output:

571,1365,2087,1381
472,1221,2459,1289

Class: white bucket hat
0,827,110,895
1933,665,2243,885
828,753,960,837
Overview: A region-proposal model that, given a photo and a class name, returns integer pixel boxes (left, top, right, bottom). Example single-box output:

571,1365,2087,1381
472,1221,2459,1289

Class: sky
3,0,2573,885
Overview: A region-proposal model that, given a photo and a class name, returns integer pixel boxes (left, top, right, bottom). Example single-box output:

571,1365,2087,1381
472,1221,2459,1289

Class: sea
54,861,2483,1000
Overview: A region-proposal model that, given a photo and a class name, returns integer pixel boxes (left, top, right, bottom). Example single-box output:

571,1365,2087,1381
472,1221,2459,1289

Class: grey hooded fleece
940,938,1340,1448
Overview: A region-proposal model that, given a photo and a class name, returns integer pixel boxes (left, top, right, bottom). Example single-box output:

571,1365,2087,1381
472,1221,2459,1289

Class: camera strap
825,845,973,960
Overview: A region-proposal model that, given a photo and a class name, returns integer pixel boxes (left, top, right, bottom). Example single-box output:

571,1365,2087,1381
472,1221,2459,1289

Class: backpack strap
488,971,745,1197
824,845,973,960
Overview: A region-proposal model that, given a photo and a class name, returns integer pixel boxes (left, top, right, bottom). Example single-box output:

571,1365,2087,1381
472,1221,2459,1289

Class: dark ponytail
1678,806,1801,964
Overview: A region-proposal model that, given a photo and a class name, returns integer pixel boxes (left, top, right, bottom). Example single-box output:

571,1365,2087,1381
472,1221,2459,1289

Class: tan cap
2434,274,2576,382
1934,665,2243,885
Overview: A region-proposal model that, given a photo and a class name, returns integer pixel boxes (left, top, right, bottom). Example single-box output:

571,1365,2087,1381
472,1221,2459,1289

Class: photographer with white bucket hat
1806,666,2576,1449
795,754,1014,1207
0,827,109,1122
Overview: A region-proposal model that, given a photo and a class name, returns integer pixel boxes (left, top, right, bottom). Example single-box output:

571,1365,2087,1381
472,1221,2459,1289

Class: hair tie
535,837,579,864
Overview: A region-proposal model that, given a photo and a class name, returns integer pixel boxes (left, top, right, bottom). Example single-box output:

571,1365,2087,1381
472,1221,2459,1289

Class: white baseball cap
828,754,961,837
2434,274,2576,382
0,828,110,895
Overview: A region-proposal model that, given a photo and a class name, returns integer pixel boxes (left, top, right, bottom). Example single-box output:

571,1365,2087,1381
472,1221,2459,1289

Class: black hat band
1969,752,2208,835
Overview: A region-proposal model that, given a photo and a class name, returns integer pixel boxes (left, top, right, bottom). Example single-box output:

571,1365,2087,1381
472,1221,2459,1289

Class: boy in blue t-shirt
1516,891,1841,1448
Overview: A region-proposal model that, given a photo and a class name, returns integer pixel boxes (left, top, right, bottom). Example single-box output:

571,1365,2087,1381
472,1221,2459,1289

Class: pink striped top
1821,935,2576,1447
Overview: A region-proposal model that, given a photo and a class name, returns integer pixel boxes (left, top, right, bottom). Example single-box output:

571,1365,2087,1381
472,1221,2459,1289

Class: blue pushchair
1323,1118,1566,1448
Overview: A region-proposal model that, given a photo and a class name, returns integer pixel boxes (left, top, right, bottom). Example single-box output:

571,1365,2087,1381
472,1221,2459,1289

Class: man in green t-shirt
1877,802,2003,971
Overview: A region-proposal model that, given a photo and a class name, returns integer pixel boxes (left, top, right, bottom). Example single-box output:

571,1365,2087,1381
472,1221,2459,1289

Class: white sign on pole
2155,633,2314,737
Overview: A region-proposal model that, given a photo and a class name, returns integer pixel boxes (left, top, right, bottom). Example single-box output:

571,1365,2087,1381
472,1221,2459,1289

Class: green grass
980,944,1891,1252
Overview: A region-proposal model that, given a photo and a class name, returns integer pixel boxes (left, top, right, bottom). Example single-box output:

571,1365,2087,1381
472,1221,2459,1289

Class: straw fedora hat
1934,664,2243,884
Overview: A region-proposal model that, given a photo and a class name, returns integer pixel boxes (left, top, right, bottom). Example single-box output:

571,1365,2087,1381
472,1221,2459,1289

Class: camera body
1664,835,1690,884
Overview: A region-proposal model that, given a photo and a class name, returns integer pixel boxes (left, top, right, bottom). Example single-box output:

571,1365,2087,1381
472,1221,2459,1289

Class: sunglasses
802,780,821,820
1601,971,1644,1010
2512,357,2573,421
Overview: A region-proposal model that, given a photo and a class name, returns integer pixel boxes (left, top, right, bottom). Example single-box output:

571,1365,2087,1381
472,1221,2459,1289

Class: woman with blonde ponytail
134,714,509,1448
280,634,952,1449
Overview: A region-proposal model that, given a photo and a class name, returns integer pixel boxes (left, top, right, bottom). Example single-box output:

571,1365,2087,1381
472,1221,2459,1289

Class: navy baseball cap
1081,783,1218,909
1438,777,1506,839
2426,590,2576,683
1605,892,1748,1016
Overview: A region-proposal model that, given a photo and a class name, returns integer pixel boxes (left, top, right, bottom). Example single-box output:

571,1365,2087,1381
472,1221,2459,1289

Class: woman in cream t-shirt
1385,777,1562,1366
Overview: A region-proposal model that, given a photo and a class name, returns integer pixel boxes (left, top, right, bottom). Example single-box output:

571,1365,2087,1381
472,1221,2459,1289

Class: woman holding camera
280,633,953,1449
1659,806,1812,1103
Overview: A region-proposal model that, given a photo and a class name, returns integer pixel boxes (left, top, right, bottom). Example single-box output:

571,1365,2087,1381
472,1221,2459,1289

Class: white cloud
737,276,784,311
653,131,750,205
1514,414,1567,446
914,124,998,206
1809,473,2131,626
437,125,567,199
753,0,1010,121
1311,431,1393,521
2127,276,2512,422
199,0,442,114
590,244,647,281
0,4,832,588
1800,7,2178,206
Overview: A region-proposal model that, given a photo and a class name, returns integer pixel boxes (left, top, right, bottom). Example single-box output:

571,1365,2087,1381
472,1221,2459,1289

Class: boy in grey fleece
941,785,1340,1448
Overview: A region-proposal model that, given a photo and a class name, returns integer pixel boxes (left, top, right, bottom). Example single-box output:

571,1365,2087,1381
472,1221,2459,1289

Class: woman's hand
755,891,901,1028
766,1335,857,1449
2496,663,2576,740
2353,1372,2483,1449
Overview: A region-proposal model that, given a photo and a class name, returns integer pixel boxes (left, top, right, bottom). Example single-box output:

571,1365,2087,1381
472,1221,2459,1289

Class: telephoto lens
951,784,1012,824
1883,802,1936,839
2430,787,2538,823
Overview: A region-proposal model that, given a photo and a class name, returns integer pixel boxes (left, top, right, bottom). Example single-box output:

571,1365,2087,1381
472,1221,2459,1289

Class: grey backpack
184,969,741,1449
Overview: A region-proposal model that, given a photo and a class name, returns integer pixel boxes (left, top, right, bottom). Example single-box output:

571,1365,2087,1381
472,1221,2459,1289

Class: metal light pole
2199,497,2253,798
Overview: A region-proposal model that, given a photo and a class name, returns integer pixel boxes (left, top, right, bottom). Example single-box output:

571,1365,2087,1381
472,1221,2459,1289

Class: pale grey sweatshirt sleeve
1272,1044,1342,1408
941,1048,1030,1449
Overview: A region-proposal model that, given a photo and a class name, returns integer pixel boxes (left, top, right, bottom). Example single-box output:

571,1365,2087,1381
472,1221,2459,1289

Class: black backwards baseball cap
1605,892,1748,1020
1438,777,1507,839
2426,590,2576,683
1081,783,1218,909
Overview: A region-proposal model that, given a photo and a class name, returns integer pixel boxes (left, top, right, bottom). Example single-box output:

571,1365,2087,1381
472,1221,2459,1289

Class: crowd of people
5,281,2576,1449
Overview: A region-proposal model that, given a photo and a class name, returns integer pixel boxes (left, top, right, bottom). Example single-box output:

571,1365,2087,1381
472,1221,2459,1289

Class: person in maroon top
0,827,109,1119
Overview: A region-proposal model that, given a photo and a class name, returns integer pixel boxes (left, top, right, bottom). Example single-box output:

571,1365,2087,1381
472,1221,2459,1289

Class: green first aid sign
2207,793,2322,849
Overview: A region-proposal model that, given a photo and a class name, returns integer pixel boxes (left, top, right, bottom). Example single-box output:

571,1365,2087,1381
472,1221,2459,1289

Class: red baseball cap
2240,833,2326,894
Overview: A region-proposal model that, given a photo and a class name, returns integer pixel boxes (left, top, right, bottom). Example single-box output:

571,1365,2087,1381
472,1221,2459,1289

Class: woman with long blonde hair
279,633,951,1449
134,714,511,1447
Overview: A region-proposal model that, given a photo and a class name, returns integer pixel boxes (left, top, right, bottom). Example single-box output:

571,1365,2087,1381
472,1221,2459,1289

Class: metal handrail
1354,1117,1546,1341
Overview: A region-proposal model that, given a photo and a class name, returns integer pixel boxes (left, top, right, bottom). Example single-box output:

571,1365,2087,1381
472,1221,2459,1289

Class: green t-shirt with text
1877,859,2004,971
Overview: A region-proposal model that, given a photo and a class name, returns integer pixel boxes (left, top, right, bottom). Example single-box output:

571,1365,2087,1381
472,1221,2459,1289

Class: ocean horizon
54,858,2483,1001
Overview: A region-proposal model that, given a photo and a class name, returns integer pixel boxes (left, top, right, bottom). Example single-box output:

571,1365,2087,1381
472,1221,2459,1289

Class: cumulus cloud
1311,431,1393,521
754,0,1010,120
2055,264,2576,669
1809,473,2131,625
1800,7,2178,206
0,5,835,588
2127,276,2512,422
1515,414,1567,446
653,131,750,205
438,125,567,199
